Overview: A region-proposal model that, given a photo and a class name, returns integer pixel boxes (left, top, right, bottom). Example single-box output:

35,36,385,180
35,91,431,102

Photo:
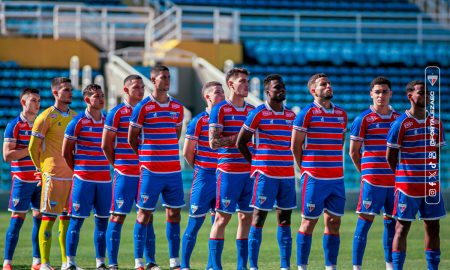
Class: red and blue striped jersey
64,110,111,182
293,102,347,180
209,99,254,173
104,100,139,176
130,95,184,173
4,114,37,182
185,110,217,170
243,102,296,178
387,111,446,197
350,106,400,186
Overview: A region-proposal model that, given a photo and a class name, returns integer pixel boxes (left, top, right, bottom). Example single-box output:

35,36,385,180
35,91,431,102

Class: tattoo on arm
209,127,236,149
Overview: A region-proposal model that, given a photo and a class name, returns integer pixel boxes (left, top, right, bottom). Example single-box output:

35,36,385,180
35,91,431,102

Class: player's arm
183,139,196,168
349,140,362,173
386,147,399,173
101,129,116,165
209,126,237,150
236,127,253,163
291,129,306,169
128,125,141,155
28,134,43,171
62,137,76,171
3,142,29,162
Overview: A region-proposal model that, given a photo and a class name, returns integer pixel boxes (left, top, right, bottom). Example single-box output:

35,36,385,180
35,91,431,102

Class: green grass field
1,210,449,269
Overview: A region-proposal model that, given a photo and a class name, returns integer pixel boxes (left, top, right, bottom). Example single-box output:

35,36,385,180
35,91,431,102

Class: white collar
226,98,247,112
85,109,103,124
314,101,335,114
370,105,395,119
264,101,284,115
149,94,171,108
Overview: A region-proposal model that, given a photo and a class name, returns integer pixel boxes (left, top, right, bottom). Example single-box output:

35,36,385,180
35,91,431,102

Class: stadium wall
0,37,99,69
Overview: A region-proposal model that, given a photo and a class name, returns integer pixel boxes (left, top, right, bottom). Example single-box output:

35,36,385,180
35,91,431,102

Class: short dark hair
406,80,425,93
51,77,71,89
150,65,170,78
124,74,142,85
307,73,328,90
263,74,283,91
20,88,40,99
202,81,222,97
370,76,391,90
82,83,102,97
225,67,249,83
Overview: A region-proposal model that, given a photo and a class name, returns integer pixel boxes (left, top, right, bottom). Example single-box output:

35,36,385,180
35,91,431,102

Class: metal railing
0,1,154,50
411,0,450,27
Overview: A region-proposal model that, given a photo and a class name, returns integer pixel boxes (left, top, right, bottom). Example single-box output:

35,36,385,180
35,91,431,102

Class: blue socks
425,249,440,270
4,216,24,260
145,222,156,264
32,216,41,259
352,217,373,266
106,220,123,266
94,217,108,259
66,217,85,257
277,225,292,269
248,226,263,269
296,231,312,266
181,217,205,268
209,239,224,270
392,251,406,270
323,233,340,266
236,238,248,270
134,220,147,259
166,221,181,259
383,217,395,263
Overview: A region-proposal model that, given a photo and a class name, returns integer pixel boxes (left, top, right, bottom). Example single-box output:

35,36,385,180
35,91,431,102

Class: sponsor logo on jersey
202,117,209,123
82,119,90,124
72,202,80,211
313,108,321,115
286,112,295,118
306,203,315,212
363,200,372,209
145,105,155,111
222,198,231,208
258,196,267,205
12,197,20,207
172,103,181,109
262,111,271,116
399,203,407,213
116,199,124,209
50,114,57,119
191,205,198,214
224,107,232,113
335,110,343,115
121,108,129,114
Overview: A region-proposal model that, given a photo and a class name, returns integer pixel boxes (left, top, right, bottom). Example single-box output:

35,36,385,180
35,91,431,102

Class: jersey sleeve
4,120,18,143
104,107,120,132
350,114,366,141
185,115,201,141
130,101,145,129
209,104,223,129
243,108,261,133
31,113,49,140
64,117,81,141
386,118,404,149
293,107,312,132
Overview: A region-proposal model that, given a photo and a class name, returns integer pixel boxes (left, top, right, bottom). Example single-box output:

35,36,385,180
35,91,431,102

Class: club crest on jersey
191,205,198,213
399,203,407,213
50,114,57,119
366,116,377,123
141,195,149,203
72,202,80,211
404,122,412,129
258,196,267,205
146,105,155,111
121,108,129,114
306,203,315,212
12,197,20,207
363,200,372,209
116,199,124,208
222,199,231,208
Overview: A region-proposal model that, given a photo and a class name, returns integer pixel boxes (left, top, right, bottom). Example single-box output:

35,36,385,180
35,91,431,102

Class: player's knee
424,220,440,236
359,213,374,222
252,209,268,227
136,209,151,224
166,208,181,223
277,209,292,226
110,214,126,223
214,212,231,227
395,221,411,239
32,210,42,219
11,212,27,219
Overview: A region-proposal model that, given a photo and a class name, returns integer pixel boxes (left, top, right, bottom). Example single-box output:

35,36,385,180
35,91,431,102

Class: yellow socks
58,216,70,264
39,216,56,264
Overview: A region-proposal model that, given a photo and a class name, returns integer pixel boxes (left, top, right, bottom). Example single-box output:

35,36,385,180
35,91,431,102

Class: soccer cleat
169,267,181,270
31,264,41,270
146,263,161,270
38,264,54,270
96,264,108,270
2,264,12,270
135,267,145,270
108,266,118,270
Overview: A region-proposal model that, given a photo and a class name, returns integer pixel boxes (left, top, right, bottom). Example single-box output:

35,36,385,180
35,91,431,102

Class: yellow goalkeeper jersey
29,106,77,180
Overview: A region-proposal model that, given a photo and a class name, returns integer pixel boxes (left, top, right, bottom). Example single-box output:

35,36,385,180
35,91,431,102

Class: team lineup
2,66,445,270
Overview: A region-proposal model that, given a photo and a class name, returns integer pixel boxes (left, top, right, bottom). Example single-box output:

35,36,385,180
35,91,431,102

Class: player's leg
248,209,268,270
236,172,254,270
93,181,112,269
144,214,158,269
30,182,42,269
383,187,396,269
107,213,126,268
57,179,73,269
275,177,296,270
323,180,345,270
3,212,26,269
297,174,322,270
39,174,57,268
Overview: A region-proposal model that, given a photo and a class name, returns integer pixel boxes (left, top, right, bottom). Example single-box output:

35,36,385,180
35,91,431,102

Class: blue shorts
110,171,139,214
216,170,253,214
69,176,112,218
300,173,346,219
250,172,296,211
189,167,216,217
356,181,395,217
8,177,41,213
393,190,446,221
137,168,185,211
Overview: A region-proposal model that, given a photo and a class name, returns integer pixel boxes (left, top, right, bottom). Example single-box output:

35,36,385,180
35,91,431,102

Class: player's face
370,84,392,107
313,77,333,100
152,70,170,92
409,84,426,108
229,73,249,98
23,93,41,115
206,85,225,106
266,79,286,103
55,82,73,105
86,89,105,110
126,79,145,103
